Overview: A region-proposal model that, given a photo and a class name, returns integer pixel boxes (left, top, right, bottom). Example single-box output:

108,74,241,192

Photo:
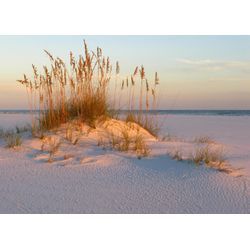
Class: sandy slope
0,147,248,213
158,114,250,177
0,113,249,213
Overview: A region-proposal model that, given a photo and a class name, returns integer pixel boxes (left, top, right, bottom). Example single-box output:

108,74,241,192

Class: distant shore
1,109,250,116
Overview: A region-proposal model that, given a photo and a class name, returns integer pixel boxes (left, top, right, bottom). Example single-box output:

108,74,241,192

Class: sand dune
0,113,249,213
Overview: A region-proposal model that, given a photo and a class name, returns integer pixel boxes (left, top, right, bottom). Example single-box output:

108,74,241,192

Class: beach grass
17,41,160,140
4,131,22,148
194,136,214,144
97,126,150,158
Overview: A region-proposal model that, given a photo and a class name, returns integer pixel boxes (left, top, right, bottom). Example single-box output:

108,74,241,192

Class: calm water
0,110,250,116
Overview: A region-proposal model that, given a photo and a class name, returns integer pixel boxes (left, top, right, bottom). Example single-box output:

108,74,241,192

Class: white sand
0,113,249,213
158,114,250,177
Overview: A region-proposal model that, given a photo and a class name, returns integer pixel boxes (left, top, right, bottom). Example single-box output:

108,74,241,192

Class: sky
0,35,250,109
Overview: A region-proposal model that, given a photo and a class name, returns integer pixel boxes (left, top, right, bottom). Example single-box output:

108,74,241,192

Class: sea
0,110,250,116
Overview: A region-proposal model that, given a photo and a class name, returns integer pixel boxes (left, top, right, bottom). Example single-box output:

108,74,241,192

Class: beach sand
0,113,249,213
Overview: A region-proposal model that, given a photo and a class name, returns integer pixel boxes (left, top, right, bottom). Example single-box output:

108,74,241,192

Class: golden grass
41,136,61,163
18,41,160,138
126,112,159,137
17,40,160,158
18,41,114,130
167,145,234,174
98,127,150,158
191,146,235,174
65,125,81,145
191,146,225,166
123,65,160,137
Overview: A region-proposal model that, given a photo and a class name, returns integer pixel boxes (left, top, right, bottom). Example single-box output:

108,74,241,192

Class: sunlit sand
0,112,249,213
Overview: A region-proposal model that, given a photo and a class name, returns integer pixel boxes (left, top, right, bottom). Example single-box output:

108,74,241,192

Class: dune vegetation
14,40,235,173
16,41,160,156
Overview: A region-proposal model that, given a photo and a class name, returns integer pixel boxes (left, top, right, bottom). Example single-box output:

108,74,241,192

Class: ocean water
0,109,250,116
148,110,250,116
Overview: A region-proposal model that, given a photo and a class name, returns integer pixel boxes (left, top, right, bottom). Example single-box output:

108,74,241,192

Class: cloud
176,58,250,72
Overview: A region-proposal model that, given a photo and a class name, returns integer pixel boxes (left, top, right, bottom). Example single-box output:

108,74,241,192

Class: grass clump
65,126,81,145
41,136,61,163
167,145,233,174
190,145,234,173
133,132,150,158
18,41,160,136
191,146,225,166
161,133,177,142
194,136,214,144
123,70,160,137
17,41,116,130
17,40,160,158
15,125,31,134
48,139,61,163
4,132,22,148
170,149,183,161
0,126,30,148
99,128,150,158
118,129,131,152
126,113,159,137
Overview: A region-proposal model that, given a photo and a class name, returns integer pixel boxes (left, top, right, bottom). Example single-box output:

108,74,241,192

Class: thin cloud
176,58,250,72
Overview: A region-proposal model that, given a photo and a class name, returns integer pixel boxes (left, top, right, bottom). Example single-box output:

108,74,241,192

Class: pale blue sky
0,36,250,109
